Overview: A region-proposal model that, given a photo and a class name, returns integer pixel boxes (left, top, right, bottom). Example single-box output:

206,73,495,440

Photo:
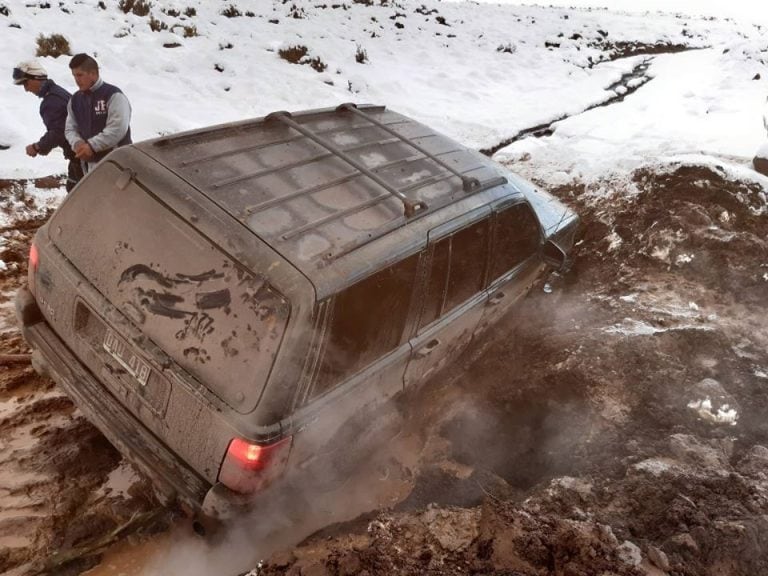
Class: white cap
13,60,48,85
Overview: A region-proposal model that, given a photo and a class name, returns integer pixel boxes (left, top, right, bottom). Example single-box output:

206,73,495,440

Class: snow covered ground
2,3,768,576
1,0,767,191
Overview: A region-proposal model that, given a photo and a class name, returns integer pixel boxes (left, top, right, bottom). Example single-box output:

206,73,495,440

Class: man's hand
74,141,95,161
25,144,38,158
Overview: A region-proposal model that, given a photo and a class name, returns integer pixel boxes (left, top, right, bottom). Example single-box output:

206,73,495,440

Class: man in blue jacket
13,60,83,192
65,53,132,173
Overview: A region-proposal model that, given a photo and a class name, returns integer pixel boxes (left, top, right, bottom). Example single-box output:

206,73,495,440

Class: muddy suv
16,104,578,522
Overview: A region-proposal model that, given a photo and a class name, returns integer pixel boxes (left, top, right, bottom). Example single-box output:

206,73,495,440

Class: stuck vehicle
16,104,579,523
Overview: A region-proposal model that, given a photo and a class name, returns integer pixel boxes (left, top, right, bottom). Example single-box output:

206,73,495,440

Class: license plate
103,328,151,386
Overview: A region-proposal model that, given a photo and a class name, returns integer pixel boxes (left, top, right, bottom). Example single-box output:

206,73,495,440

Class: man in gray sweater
65,53,132,173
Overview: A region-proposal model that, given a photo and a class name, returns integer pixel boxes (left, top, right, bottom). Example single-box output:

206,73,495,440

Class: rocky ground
1,160,767,576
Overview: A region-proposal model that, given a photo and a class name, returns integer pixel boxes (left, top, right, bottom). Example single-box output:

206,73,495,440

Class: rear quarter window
312,253,419,397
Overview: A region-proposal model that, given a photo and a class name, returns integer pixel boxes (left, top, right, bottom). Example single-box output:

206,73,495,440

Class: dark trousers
66,158,85,193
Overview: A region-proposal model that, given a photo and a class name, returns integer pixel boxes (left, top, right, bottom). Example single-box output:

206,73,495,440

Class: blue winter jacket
36,79,75,160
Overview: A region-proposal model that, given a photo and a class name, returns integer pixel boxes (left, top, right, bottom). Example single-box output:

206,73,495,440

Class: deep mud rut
1,163,768,576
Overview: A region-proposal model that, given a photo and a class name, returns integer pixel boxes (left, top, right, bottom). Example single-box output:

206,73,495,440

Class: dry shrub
355,44,368,63
278,45,327,72
149,15,167,31
307,57,327,72
118,0,151,16
221,4,241,17
279,44,308,64
35,33,71,57
288,3,305,18
184,6,195,16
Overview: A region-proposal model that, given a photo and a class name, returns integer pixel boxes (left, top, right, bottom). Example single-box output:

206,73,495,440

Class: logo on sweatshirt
94,100,107,115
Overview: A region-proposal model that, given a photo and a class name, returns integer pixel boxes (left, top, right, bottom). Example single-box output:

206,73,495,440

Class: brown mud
0,163,767,576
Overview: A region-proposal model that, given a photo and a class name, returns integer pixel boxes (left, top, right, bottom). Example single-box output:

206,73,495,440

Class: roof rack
336,103,503,193
265,110,428,218
178,118,411,168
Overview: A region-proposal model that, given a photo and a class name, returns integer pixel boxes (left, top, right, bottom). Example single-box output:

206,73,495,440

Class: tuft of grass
221,4,241,17
496,42,516,54
149,15,167,31
278,44,308,64
288,3,305,18
355,44,368,63
118,0,151,16
183,6,195,17
162,7,179,17
278,45,327,72
35,33,71,57
307,57,327,72
132,0,151,16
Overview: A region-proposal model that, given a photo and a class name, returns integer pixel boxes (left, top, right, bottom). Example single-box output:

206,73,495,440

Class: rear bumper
14,286,241,517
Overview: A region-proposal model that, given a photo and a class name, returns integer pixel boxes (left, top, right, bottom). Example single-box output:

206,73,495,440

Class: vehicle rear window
50,162,289,414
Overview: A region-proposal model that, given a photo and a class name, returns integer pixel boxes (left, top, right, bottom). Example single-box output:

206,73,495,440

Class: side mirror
542,239,567,271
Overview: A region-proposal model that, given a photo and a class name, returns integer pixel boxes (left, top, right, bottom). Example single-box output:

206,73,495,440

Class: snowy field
2,3,768,576
0,0,767,192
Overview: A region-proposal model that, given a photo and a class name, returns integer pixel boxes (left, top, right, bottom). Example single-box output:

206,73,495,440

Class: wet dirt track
1,162,768,576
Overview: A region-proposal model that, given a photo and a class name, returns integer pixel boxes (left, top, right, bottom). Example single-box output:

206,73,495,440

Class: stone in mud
735,445,768,478
647,545,671,571
668,434,731,471
617,540,642,566
422,506,480,551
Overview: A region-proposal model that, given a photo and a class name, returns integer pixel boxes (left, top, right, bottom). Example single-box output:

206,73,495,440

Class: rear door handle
489,291,505,305
416,338,441,357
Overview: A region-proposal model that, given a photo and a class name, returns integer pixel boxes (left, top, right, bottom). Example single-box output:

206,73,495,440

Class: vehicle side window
313,253,419,397
420,218,490,328
491,202,540,282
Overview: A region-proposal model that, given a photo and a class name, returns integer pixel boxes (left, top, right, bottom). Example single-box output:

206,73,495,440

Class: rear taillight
28,242,39,294
219,436,292,494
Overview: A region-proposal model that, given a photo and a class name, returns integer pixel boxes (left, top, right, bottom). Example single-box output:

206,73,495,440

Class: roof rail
265,111,428,218
336,103,506,193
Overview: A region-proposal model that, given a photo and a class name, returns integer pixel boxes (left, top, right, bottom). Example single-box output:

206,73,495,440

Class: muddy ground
1,162,767,576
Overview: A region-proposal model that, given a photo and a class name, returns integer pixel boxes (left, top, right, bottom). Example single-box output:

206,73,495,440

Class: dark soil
1,164,767,576
255,164,768,576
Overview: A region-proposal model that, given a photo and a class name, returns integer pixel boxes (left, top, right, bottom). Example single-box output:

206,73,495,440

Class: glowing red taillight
219,436,292,493
29,243,39,270
28,242,39,294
